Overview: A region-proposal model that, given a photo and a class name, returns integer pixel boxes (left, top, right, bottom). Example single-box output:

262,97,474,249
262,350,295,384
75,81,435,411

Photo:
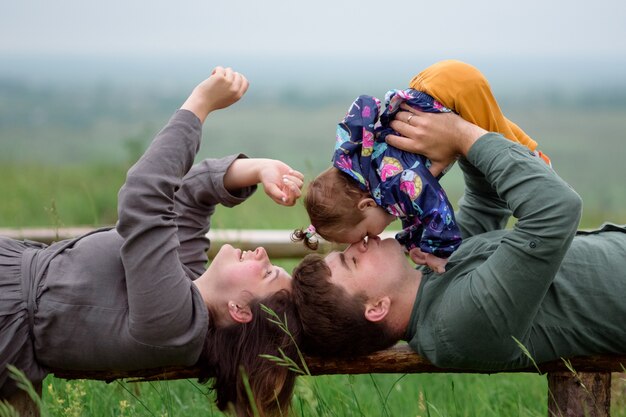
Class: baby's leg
409,60,540,153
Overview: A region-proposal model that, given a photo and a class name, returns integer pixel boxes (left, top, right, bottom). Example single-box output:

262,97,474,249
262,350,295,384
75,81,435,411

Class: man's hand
386,104,487,173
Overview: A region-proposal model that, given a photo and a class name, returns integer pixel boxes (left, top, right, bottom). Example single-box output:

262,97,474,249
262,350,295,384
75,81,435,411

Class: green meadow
1,80,626,416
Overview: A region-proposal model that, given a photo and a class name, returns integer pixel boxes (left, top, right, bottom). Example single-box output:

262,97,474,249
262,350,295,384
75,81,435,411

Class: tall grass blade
0,400,20,417
6,365,46,417
511,336,542,375
115,380,156,417
240,366,260,417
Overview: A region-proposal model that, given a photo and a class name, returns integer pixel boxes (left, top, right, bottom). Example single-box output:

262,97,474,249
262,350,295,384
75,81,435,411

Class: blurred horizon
3,52,626,92
2,52,626,165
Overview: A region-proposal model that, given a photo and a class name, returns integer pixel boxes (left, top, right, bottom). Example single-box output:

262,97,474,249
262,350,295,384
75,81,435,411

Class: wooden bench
40,347,626,417
3,227,625,417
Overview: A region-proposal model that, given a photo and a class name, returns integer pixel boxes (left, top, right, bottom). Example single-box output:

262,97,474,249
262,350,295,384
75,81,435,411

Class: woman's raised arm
116,69,248,344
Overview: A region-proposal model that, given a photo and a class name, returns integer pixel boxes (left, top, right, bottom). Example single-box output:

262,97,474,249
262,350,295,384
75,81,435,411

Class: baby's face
335,206,394,244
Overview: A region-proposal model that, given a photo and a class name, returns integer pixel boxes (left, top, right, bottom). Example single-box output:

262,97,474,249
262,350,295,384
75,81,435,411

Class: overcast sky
1,0,626,92
2,0,625,58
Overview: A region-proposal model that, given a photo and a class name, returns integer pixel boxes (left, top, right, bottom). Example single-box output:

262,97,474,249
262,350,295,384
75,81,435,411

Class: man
292,108,626,370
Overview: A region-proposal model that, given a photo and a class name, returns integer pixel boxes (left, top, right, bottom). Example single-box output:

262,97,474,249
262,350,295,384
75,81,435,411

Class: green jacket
405,133,626,370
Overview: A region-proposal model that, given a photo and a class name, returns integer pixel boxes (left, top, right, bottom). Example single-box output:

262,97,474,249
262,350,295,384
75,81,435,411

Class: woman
1,67,304,417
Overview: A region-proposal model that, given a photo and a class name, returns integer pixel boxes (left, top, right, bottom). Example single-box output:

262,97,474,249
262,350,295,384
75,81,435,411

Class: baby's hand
258,159,304,206
181,67,249,122
408,248,448,273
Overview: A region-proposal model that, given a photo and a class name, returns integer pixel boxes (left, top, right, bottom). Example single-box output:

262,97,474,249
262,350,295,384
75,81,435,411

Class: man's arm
454,157,512,238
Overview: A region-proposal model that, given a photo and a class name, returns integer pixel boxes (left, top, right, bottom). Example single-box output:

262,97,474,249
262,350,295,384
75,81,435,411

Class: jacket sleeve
174,156,256,278
439,133,582,364
454,156,512,239
116,109,206,344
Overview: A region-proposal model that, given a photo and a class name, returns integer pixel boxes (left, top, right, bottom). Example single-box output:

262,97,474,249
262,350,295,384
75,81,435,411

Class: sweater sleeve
454,156,512,238
439,133,582,364
116,109,205,344
174,156,257,278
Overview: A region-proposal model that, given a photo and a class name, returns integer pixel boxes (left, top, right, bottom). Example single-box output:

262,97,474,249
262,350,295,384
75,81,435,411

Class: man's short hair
292,254,399,357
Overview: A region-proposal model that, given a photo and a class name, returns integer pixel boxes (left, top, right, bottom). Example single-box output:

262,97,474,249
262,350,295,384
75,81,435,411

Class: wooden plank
49,345,626,381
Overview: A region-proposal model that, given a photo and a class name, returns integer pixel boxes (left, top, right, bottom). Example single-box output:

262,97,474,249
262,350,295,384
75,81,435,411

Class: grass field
1,105,625,228
1,97,625,416
6,367,623,416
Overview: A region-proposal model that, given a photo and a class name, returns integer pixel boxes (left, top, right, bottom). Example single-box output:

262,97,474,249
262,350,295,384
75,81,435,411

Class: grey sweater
28,110,255,371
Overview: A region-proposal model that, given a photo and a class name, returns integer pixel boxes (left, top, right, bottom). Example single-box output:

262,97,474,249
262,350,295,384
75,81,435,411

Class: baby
293,60,551,273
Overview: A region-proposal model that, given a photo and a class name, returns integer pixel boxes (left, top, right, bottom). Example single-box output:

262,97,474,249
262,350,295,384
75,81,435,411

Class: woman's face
209,244,292,301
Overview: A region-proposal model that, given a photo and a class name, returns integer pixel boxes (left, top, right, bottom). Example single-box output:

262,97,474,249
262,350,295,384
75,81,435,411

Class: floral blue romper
333,89,462,258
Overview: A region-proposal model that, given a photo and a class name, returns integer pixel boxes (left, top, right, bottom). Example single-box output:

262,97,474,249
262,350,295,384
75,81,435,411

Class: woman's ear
357,198,377,212
364,297,390,322
227,301,253,324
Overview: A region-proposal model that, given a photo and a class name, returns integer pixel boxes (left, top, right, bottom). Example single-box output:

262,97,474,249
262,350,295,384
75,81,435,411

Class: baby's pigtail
291,225,319,251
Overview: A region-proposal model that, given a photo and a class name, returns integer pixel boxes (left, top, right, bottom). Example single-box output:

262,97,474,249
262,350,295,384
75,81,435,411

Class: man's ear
364,297,390,322
227,301,253,324
357,198,377,212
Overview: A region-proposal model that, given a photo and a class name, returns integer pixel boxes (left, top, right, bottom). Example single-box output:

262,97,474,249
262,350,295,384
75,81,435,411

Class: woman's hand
224,158,304,206
258,160,304,206
181,67,250,123
386,104,487,176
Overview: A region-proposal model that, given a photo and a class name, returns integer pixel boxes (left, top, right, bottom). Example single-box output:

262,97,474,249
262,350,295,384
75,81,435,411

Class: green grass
2,105,626,228
31,372,626,417
0,163,126,227
38,373,549,417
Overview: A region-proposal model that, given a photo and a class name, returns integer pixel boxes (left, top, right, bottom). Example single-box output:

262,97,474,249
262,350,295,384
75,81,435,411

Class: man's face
324,236,411,299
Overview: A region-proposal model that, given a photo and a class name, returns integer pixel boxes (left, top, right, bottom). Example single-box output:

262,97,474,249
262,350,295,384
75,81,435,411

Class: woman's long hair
197,289,302,417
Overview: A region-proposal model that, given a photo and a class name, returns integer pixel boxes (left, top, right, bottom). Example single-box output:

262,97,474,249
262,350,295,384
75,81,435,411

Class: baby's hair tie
305,225,317,239
291,225,319,250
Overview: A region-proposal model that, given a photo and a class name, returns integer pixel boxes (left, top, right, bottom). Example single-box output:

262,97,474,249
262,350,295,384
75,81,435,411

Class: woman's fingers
281,175,303,206
227,70,249,99
264,183,287,205
263,174,303,207
238,75,250,97
287,168,304,181
223,67,234,82
284,180,302,197
283,172,304,188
